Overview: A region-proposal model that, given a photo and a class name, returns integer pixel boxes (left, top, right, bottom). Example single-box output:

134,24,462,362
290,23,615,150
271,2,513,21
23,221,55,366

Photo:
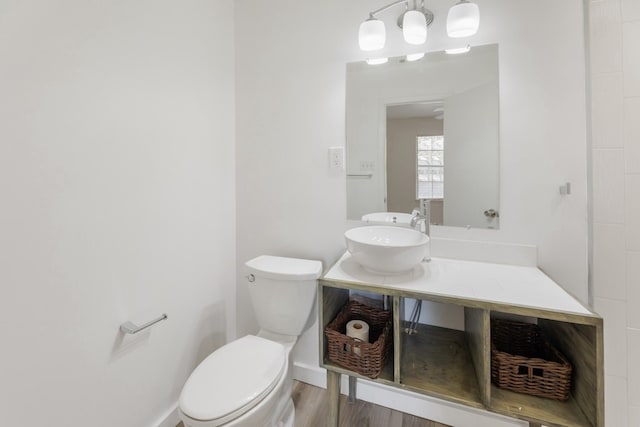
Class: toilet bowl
179,335,293,427
179,255,322,427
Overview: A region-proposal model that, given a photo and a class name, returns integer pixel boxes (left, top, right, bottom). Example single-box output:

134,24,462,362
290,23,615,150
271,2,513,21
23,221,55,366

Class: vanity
335,2,597,423
318,253,603,427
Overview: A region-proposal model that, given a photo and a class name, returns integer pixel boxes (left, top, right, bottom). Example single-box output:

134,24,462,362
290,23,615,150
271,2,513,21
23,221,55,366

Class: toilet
178,255,323,427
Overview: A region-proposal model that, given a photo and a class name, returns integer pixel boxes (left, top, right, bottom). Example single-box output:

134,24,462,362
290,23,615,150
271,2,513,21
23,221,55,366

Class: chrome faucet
411,200,431,262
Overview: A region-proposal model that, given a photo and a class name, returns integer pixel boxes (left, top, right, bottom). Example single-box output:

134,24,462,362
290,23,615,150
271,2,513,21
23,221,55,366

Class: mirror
346,44,500,229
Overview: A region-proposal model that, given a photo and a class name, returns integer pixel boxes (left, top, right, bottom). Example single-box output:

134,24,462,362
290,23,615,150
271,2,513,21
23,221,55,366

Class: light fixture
406,52,425,61
445,45,471,54
358,0,479,52
366,57,389,65
446,0,480,38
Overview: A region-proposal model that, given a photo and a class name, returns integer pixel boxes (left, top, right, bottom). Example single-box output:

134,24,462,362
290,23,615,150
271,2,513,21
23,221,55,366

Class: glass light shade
402,10,427,45
366,57,389,65
406,52,425,62
447,1,480,38
359,19,386,51
445,45,471,54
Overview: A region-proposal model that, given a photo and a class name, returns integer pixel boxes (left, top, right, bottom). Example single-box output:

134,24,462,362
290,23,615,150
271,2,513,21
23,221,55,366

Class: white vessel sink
345,226,429,274
361,212,414,225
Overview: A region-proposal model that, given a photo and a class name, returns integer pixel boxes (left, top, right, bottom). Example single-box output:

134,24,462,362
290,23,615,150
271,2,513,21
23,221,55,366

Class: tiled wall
589,0,640,425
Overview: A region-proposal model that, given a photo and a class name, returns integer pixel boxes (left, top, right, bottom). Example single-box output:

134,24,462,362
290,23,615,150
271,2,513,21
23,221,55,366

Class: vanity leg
348,376,357,403
326,370,341,427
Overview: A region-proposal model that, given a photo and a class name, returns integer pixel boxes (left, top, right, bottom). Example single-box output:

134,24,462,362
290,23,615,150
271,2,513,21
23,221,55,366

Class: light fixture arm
369,0,410,18
367,0,434,29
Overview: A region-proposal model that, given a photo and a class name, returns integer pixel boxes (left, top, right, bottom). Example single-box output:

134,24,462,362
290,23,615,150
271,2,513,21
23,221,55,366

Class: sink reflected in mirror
361,212,414,225
345,226,429,275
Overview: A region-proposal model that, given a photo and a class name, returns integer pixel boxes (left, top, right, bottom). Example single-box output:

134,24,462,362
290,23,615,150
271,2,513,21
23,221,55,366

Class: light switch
328,147,345,170
360,161,376,171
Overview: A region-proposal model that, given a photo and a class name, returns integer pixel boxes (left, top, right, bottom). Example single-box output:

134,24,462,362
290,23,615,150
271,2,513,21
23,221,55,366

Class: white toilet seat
179,335,286,425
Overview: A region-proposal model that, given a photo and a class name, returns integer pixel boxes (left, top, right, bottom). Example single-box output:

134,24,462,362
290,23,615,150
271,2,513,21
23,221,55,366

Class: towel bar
120,314,167,334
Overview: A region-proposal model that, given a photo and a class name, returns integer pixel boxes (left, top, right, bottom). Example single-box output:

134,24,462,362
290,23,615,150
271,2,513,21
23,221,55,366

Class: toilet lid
245,255,322,281
179,335,286,423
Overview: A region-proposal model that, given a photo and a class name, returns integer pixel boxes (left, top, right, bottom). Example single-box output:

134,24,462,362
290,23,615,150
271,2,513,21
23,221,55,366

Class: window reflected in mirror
416,136,444,200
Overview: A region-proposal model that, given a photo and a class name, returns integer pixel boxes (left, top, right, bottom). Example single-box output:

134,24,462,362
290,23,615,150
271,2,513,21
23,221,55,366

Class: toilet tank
245,255,323,336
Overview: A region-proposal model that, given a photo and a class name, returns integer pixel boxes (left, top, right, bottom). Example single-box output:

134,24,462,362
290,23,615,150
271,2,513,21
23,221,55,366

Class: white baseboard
293,362,527,427
153,403,179,427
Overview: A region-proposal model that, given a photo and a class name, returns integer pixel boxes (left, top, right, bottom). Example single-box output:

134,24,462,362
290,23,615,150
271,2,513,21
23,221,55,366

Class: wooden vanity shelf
319,254,604,427
399,321,485,409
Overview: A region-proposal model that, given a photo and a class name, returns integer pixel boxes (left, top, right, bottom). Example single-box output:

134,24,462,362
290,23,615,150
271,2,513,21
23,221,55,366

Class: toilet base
279,398,294,427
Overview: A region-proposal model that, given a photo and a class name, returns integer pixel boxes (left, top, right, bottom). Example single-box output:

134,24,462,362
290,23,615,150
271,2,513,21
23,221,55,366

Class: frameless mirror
346,44,500,229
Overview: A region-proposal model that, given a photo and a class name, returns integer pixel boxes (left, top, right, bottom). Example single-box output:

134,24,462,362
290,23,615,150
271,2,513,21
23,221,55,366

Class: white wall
588,0,640,425
234,0,353,339
235,0,587,425
0,1,236,426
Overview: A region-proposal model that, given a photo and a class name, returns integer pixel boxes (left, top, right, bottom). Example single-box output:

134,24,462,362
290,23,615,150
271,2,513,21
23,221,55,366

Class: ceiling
386,101,444,119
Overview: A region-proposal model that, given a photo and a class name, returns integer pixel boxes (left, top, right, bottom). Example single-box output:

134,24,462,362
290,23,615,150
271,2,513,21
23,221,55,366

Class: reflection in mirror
346,44,500,229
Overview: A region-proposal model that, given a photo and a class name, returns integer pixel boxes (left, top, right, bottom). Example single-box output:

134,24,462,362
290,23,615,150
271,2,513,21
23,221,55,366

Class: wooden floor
291,381,450,427
177,380,449,426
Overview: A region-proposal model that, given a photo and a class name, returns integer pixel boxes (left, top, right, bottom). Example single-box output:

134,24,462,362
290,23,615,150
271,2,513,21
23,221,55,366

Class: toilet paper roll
346,320,370,355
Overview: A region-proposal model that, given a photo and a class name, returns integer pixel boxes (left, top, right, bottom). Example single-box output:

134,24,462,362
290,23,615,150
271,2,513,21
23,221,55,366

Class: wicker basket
324,300,392,378
491,318,572,401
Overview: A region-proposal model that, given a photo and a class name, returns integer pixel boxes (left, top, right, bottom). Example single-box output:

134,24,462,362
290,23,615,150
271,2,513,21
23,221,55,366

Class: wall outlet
328,146,344,170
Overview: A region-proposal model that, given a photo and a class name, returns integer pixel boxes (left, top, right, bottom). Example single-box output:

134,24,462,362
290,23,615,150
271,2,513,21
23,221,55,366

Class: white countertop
323,252,595,316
